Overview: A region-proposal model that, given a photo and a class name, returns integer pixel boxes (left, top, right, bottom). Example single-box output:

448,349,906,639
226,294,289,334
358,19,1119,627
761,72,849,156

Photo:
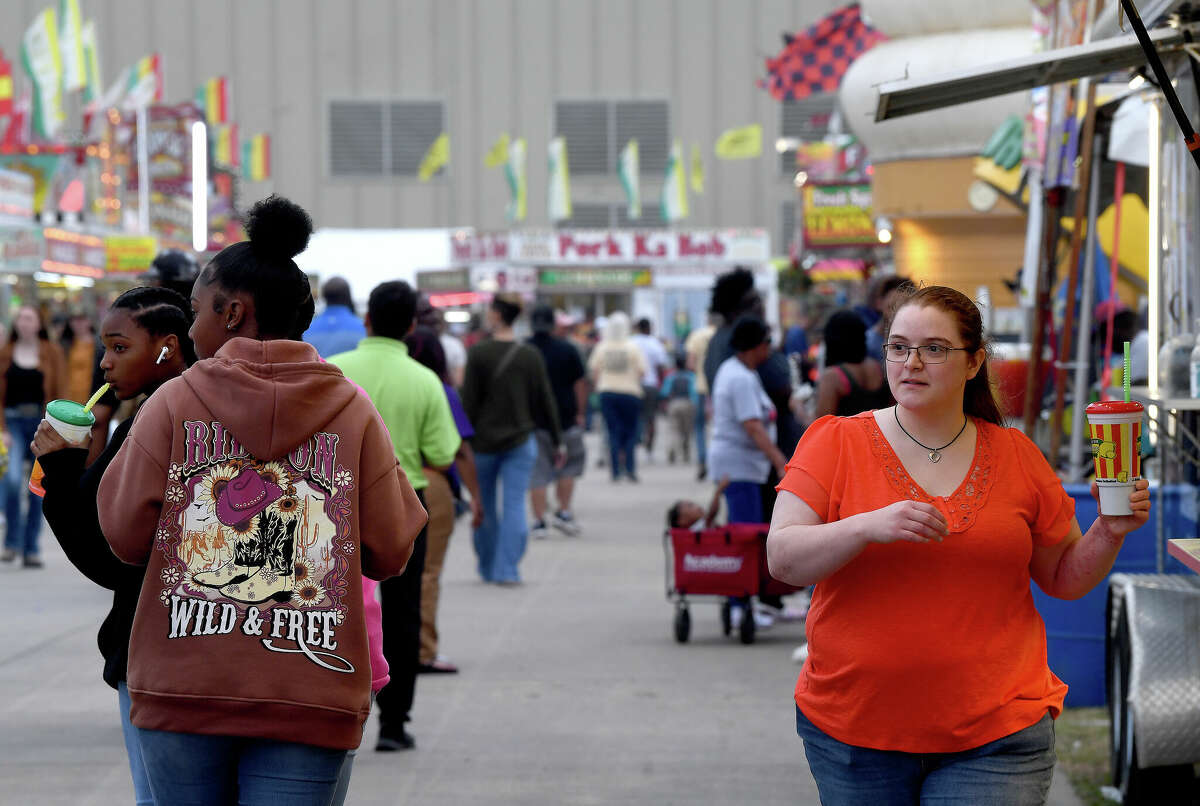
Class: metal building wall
4,0,845,244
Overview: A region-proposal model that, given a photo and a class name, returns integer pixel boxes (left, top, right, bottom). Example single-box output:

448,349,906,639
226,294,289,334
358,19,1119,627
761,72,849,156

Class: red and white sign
451,229,770,266
0,168,34,219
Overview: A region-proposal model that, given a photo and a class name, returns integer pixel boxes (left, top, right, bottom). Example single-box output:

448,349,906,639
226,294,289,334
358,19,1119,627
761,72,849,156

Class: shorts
531,426,586,487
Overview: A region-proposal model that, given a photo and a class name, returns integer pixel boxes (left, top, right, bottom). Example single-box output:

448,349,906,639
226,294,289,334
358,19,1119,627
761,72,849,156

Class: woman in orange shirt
767,285,1150,804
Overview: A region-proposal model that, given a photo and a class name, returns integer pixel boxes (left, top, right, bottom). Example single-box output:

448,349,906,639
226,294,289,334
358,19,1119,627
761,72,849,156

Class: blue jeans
473,434,537,583
135,727,347,806
118,683,155,806
3,412,42,557
599,392,640,480
695,394,708,466
724,480,763,523
796,706,1056,805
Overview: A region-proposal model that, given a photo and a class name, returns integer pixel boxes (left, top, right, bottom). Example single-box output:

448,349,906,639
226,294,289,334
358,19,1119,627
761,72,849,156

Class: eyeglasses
883,343,970,364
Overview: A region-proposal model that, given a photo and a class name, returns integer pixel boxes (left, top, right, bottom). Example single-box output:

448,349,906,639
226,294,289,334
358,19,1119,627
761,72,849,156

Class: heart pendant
928,450,941,463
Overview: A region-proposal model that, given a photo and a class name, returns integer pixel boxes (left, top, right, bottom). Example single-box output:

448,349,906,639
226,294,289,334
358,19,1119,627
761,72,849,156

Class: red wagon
664,523,800,644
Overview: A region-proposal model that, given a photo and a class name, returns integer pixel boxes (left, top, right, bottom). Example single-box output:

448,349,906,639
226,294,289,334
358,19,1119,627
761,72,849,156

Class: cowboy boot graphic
191,527,261,588
220,514,297,605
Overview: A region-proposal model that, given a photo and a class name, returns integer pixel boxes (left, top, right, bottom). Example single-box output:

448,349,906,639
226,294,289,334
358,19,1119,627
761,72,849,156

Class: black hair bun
244,195,313,262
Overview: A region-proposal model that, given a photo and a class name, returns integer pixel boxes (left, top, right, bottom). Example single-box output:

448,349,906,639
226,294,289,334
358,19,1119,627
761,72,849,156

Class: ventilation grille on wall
329,100,445,178
557,202,666,229
555,99,669,176
780,94,835,175
780,200,796,255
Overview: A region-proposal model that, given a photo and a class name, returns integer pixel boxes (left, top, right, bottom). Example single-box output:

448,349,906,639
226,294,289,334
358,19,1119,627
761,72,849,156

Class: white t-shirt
632,333,670,387
441,334,467,375
707,356,777,483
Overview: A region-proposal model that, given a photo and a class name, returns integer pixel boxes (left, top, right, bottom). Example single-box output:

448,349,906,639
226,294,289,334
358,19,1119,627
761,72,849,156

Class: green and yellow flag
690,143,704,194
485,133,510,168
418,132,450,181
714,124,762,160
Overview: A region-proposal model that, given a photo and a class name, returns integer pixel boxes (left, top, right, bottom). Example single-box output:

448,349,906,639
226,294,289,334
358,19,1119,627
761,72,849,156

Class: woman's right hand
31,419,85,458
856,500,948,544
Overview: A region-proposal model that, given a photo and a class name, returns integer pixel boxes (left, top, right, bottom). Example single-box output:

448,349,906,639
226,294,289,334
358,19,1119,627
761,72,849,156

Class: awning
875,25,1185,121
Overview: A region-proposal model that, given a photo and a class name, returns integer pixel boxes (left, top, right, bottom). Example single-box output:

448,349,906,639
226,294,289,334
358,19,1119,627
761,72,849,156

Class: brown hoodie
98,338,426,750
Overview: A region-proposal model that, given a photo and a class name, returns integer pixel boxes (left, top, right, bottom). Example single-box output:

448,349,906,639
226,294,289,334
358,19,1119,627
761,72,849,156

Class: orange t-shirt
777,412,1074,753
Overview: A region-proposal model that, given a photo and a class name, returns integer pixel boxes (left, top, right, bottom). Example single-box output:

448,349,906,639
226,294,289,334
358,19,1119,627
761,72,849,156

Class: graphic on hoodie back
154,420,357,673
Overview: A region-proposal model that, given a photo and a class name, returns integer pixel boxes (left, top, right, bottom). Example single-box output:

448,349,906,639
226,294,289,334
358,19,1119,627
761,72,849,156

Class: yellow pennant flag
484,133,510,168
690,143,704,194
714,124,762,160
418,133,450,181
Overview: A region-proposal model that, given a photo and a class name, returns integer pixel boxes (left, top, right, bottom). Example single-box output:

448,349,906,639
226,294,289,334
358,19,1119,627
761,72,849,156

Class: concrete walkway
0,435,1082,805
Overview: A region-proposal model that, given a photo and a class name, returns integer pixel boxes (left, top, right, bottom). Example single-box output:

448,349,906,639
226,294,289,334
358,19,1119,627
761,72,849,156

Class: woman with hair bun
97,195,427,804
768,285,1152,804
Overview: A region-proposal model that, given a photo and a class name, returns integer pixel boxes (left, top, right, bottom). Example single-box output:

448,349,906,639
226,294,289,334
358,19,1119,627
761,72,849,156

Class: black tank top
4,363,45,408
834,364,891,416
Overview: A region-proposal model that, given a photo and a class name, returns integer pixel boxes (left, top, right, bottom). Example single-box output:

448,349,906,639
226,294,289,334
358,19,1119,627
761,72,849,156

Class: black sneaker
531,519,549,539
376,728,416,751
552,511,581,536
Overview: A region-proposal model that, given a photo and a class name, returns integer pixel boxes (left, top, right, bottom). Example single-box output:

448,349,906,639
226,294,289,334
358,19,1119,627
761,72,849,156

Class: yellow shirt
588,341,646,398
685,325,716,396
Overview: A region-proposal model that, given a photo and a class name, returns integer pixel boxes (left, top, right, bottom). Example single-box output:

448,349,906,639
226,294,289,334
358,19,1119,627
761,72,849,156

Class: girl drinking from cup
35,286,195,806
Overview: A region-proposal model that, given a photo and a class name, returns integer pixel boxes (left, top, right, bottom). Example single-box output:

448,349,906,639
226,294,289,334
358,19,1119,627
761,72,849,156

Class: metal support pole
136,103,150,234
1050,80,1100,464
1069,146,1103,481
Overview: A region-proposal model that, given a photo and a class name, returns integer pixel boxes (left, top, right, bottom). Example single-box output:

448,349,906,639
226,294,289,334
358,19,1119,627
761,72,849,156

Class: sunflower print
227,514,261,538
292,581,326,608
195,465,238,516
268,495,302,523
257,461,291,488
293,557,315,585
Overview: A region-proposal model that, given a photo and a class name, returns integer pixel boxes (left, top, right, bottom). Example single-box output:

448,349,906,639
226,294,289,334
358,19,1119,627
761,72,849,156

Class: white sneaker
754,610,775,629
530,519,549,539
791,643,809,664
730,603,744,630
552,511,581,536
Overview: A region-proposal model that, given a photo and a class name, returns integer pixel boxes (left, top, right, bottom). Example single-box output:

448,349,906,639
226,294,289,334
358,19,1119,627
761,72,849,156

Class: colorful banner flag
660,139,688,222
547,136,572,221
58,0,85,92
618,139,640,219
484,133,510,168
125,53,162,107
758,3,886,101
241,133,270,181
21,7,65,139
690,142,704,194
197,76,228,126
80,20,101,103
418,132,449,181
214,123,238,168
0,49,12,117
714,124,763,160
505,137,526,222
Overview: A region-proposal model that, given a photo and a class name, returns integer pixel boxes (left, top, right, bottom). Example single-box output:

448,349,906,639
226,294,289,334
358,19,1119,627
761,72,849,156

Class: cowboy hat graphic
216,466,283,528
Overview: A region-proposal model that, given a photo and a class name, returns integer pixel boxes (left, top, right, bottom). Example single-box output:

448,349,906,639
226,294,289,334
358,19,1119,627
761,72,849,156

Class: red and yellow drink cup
1085,400,1144,516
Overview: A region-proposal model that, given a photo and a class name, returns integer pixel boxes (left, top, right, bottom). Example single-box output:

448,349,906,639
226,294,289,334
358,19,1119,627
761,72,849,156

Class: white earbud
155,346,169,365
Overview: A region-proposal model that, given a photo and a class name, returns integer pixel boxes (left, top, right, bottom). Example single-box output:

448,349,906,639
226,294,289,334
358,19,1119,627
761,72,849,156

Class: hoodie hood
181,338,358,461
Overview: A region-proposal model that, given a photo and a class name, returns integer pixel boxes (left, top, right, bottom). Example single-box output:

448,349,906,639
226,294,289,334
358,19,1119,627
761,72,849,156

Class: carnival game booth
433,229,776,350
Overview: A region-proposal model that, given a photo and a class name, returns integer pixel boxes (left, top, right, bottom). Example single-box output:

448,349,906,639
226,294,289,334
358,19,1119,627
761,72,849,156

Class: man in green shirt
329,280,460,752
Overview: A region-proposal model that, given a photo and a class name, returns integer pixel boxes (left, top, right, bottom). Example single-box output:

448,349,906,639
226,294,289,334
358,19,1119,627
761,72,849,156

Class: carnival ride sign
802,183,875,248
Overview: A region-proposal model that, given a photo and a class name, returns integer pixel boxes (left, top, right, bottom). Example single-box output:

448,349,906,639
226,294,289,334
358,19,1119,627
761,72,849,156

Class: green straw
1124,341,1131,403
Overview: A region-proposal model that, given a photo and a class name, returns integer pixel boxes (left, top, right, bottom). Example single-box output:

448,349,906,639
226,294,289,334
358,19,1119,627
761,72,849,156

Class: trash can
1032,483,1197,707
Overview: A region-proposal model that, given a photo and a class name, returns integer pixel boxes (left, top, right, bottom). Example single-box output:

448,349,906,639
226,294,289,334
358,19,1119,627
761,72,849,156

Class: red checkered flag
758,3,886,102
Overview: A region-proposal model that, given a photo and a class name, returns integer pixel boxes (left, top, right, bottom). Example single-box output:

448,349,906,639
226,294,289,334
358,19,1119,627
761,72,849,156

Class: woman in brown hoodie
98,196,427,805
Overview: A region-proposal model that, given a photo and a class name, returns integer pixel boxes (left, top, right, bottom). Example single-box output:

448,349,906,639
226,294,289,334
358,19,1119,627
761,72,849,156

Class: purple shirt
445,384,474,439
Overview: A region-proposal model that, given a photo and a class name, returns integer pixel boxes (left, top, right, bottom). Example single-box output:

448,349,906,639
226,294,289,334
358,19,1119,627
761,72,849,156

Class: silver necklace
893,407,968,463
